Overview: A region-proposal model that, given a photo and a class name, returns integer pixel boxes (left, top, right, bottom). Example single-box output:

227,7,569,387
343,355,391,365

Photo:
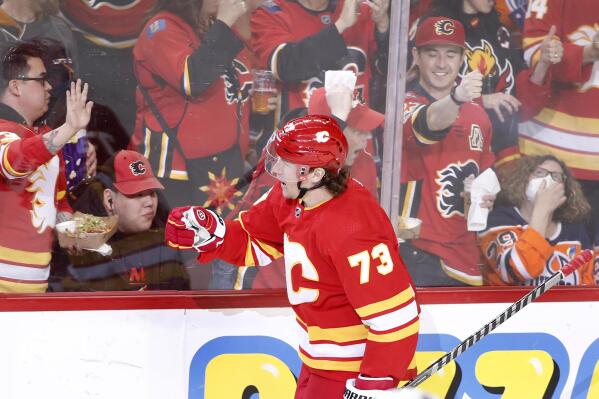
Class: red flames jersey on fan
479,206,596,286
251,0,377,110
401,86,495,285
130,12,252,177
0,119,70,292
200,180,419,381
520,0,599,180
60,0,157,47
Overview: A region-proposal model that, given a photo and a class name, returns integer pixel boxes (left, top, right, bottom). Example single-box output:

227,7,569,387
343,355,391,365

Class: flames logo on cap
434,20,455,36
129,160,146,176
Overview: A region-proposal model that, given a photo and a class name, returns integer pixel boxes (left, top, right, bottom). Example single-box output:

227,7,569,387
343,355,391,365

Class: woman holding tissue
479,155,596,286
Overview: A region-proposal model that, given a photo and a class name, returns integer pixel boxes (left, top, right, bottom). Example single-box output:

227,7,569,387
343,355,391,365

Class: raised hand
539,25,563,65
216,0,248,27
533,180,566,214
166,206,226,252
454,71,483,103
365,0,390,33
482,92,522,123
65,79,93,133
335,0,360,34
325,84,354,121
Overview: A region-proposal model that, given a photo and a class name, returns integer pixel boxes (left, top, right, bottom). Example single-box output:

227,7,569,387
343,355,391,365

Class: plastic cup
252,70,277,114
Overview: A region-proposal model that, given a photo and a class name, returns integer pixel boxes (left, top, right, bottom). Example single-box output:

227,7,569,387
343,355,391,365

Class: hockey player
400,17,495,286
0,41,92,292
165,115,419,397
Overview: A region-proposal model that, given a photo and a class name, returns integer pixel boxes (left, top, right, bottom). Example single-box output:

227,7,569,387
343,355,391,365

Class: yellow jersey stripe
298,352,361,372
411,108,438,145
2,146,29,177
368,320,420,343
307,324,368,343
519,137,599,172
156,133,168,178
0,246,51,266
533,108,599,135
355,286,415,318
183,55,192,97
0,279,47,293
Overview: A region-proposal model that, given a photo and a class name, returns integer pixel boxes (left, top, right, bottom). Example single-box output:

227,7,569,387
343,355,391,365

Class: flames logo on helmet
435,160,479,218
223,59,252,105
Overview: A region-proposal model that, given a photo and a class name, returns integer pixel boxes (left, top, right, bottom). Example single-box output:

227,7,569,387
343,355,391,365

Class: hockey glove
344,375,437,399
166,206,225,252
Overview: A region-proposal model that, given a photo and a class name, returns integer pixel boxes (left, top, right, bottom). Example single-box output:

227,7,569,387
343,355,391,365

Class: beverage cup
252,70,277,114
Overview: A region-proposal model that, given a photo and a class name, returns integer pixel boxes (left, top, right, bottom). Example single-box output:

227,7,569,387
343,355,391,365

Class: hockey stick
405,249,594,388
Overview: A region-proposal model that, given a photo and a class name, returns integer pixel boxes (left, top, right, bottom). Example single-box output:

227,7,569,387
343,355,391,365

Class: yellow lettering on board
587,361,599,399
399,352,457,397
205,353,296,399
476,350,555,398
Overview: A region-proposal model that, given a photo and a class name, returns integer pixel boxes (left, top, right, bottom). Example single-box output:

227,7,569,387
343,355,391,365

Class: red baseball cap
415,17,466,48
112,150,164,195
308,87,384,132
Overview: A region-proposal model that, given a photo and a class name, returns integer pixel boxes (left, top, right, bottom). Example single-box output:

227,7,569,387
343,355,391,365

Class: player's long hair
498,155,591,223
322,167,350,196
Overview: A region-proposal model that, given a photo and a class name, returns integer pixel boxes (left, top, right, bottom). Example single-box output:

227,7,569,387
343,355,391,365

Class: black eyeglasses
15,75,49,84
532,167,567,183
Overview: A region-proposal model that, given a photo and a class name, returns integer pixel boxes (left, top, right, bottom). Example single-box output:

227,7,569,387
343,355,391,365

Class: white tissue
467,168,501,231
324,70,357,92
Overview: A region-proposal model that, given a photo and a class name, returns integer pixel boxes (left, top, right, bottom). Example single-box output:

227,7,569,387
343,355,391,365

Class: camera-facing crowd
0,0,597,293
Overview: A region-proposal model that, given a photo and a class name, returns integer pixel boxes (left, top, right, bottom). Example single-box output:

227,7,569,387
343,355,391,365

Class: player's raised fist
166,206,226,252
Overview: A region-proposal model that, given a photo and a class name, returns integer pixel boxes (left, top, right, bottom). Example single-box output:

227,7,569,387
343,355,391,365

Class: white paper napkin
467,168,501,231
324,70,357,92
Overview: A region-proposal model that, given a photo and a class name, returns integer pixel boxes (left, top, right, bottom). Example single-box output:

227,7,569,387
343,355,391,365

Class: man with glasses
0,40,92,293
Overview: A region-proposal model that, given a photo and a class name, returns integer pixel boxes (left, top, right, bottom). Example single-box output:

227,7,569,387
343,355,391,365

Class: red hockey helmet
265,115,348,181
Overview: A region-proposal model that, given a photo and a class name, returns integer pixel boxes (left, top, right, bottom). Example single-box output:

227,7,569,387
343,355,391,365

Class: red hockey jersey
0,114,70,292
200,180,419,381
401,85,495,285
130,12,252,179
520,0,599,180
251,0,378,112
479,206,596,286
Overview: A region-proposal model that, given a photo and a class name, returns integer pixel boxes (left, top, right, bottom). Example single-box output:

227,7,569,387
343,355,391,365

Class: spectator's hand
481,92,522,123
538,25,563,66
325,84,353,121
166,206,226,252
216,0,248,27
454,71,483,102
335,0,360,34
85,141,97,177
65,79,93,133
480,194,496,209
533,180,566,214
365,0,390,33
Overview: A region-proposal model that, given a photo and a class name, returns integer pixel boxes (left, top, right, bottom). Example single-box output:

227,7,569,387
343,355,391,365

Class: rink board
0,290,598,398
